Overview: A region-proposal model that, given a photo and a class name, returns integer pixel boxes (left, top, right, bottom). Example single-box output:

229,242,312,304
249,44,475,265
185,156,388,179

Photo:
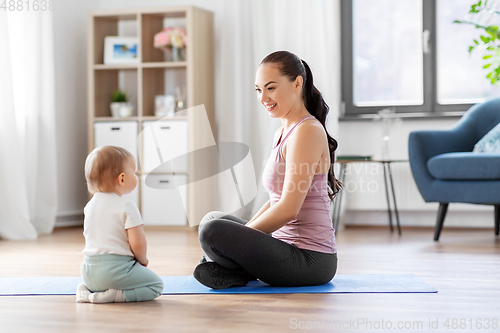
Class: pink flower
154,26,187,49
154,31,170,48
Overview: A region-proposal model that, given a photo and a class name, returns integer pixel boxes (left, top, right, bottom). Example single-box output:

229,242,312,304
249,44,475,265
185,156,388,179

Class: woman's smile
265,102,277,111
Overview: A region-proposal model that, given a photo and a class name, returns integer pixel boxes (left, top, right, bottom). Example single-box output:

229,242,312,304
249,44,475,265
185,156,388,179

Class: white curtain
0,10,58,239
215,0,341,219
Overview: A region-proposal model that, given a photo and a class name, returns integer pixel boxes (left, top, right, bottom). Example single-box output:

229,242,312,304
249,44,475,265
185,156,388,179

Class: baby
76,146,163,303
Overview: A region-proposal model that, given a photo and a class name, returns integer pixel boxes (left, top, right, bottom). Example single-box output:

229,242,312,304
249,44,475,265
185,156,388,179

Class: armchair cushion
427,152,500,180
473,122,500,152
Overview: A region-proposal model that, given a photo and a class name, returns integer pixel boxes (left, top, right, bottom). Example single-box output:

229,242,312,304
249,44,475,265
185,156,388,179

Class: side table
332,157,408,236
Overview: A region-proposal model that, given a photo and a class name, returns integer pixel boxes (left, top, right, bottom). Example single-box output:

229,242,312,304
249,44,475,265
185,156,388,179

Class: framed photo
104,36,139,64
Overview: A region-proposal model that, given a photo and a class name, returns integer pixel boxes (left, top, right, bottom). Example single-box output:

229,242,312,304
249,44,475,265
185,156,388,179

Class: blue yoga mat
0,274,436,296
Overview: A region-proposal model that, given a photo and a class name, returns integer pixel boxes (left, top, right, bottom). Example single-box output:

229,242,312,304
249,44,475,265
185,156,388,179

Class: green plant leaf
486,26,500,41
480,35,491,43
470,4,480,13
111,89,128,103
458,1,500,87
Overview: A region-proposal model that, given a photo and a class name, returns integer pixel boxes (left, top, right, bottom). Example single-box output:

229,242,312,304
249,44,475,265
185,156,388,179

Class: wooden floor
1,225,499,333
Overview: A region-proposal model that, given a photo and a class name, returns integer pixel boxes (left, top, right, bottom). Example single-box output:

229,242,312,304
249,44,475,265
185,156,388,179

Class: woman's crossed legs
197,211,337,287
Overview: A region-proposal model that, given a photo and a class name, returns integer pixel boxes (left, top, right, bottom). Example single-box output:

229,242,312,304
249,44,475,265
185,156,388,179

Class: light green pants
81,254,163,302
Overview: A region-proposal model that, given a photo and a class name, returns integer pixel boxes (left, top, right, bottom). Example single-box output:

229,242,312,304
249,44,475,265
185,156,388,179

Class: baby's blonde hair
85,146,134,194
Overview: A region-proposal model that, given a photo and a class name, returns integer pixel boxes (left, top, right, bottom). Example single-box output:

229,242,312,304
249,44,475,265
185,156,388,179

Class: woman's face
255,63,303,118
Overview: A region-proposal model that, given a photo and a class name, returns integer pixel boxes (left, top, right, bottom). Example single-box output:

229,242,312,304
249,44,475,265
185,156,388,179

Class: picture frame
104,36,139,64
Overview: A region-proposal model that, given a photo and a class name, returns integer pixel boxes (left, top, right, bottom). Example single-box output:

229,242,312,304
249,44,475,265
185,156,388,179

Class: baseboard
343,209,495,228
55,210,83,227
54,209,496,229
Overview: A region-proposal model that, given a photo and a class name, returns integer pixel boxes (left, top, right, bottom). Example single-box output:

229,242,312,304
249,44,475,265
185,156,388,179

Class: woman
193,51,341,289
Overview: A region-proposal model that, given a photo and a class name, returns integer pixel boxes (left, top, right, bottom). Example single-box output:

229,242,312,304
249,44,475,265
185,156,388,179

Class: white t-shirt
83,192,144,257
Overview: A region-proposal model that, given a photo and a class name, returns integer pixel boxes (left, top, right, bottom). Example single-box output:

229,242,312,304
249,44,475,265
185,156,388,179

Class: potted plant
110,89,133,118
454,0,500,84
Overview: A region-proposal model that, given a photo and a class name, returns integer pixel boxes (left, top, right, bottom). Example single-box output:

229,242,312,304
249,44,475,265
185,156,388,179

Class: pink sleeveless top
262,115,336,253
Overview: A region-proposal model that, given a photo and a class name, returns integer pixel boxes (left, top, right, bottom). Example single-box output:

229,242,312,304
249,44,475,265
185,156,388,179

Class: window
341,0,500,116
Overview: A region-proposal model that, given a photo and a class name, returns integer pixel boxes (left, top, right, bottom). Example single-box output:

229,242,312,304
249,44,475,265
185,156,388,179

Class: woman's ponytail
300,60,342,199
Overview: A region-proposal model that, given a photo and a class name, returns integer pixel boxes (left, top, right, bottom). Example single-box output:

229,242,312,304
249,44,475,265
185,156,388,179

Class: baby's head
85,146,136,194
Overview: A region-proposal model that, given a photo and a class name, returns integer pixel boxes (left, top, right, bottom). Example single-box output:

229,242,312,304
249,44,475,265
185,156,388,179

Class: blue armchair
408,98,500,241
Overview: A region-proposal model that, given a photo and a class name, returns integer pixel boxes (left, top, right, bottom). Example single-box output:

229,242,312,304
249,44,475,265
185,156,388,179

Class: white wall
337,119,494,228
53,0,99,226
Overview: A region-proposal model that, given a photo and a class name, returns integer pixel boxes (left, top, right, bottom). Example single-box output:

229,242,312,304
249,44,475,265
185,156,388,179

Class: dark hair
260,50,342,200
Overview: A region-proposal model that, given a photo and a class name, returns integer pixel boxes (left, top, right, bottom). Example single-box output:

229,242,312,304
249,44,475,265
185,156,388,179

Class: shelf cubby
92,14,138,65
141,12,188,63
94,68,138,118
142,67,187,117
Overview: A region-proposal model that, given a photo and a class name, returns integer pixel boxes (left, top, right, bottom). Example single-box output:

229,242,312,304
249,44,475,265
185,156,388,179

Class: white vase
110,102,122,118
119,103,133,117
171,46,184,62
380,125,391,160
110,102,133,118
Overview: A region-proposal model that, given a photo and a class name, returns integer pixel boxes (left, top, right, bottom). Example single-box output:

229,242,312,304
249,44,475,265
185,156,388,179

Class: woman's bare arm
245,127,283,225
246,121,327,233
248,200,270,223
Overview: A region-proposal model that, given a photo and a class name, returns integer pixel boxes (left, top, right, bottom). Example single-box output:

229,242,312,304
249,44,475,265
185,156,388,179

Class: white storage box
94,121,138,161
141,120,188,173
140,174,187,226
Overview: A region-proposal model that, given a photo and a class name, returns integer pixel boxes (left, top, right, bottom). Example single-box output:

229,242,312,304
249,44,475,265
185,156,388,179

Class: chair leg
495,205,500,236
434,203,449,241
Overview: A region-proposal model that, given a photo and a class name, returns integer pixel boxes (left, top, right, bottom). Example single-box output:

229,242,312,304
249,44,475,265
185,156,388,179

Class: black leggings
198,211,338,287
